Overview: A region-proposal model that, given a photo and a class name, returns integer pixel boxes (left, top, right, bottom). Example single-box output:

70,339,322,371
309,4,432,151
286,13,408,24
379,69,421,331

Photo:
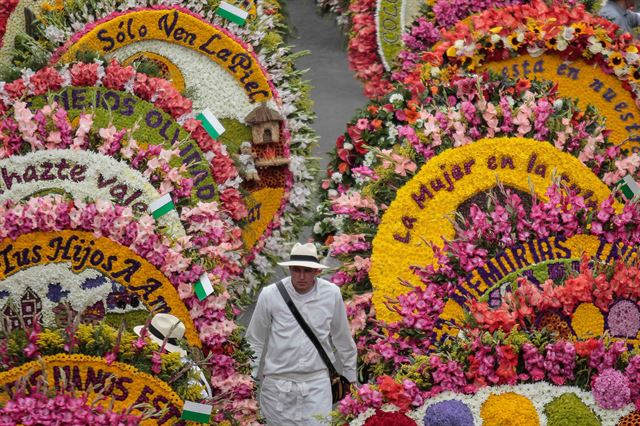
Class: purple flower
424,399,474,426
592,368,631,409
607,300,640,338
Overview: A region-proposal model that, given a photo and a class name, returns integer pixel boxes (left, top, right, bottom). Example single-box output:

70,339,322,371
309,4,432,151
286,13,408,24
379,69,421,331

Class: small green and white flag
196,109,226,140
215,1,248,26
148,193,175,220
181,400,212,423
194,272,214,301
616,174,640,200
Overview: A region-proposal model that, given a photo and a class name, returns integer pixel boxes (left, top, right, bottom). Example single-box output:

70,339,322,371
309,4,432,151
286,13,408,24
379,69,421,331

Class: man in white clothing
246,243,357,425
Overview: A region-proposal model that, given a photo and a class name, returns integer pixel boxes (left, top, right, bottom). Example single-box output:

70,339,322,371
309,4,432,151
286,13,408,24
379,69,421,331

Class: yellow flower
628,66,640,84
527,21,542,38
481,392,539,425
572,303,604,339
571,22,588,37
37,330,65,353
545,37,559,50
506,33,524,49
76,324,96,346
608,52,625,69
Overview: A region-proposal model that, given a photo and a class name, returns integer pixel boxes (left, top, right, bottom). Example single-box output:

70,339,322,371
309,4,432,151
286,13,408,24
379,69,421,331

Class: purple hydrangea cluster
424,400,474,426
607,300,640,338
592,368,631,409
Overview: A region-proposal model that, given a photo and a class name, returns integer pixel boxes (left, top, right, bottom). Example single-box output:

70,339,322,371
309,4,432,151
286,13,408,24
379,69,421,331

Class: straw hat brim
133,325,187,356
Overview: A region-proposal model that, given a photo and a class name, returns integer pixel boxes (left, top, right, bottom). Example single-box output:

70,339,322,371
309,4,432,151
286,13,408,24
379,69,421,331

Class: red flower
575,339,601,358
377,376,412,411
364,410,417,426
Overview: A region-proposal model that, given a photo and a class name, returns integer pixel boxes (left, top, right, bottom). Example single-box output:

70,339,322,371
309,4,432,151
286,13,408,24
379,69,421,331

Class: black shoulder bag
276,280,352,403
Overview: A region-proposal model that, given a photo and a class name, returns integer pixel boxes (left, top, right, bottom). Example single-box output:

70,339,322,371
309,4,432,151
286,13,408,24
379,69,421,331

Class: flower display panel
49,8,293,251
0,354,185,425
369,137,613,322
483,55,640,151
0,230,201,348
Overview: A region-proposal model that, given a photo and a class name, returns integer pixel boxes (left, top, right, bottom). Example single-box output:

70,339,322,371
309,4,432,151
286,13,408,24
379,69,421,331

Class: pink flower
69,62,101,86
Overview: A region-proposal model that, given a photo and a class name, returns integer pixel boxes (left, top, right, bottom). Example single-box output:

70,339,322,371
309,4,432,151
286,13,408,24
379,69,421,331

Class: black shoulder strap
276,280,337,376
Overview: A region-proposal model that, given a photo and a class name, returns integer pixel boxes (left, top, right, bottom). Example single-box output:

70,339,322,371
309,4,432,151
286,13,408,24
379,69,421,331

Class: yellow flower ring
0,354,185,425
0,230,201,349
49,7,293,256
370,137,613,323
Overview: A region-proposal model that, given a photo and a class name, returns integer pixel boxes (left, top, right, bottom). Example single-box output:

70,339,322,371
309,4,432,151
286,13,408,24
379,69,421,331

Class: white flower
556,38,568,51
561,26,575,41
330,215,346,232
289,183,310,207
44,26,68,44
588,36,604,54
313,222,322,234
343,142,354,150
527,45,546,57
389,93,404,104
331,172,343,183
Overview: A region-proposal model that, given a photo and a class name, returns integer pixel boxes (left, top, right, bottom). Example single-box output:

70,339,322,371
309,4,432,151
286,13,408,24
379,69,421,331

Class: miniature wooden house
21,288,42,327
245,104,283,144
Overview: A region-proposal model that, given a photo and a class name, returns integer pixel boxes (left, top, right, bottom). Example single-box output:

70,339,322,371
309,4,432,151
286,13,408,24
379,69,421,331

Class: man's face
289,266,320,294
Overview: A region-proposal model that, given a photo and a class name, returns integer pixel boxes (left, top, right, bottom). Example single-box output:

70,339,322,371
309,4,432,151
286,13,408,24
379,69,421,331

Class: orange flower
403,109,419,124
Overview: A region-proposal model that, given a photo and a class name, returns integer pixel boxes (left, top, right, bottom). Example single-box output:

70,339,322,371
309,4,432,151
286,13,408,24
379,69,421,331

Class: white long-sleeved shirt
245,277,357,383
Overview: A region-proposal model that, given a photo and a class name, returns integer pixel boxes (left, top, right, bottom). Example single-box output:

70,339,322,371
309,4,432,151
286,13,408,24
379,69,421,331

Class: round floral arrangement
2,0,318,290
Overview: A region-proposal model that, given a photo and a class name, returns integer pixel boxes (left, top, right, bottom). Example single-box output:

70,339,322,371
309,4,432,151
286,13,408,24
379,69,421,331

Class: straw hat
277,243,328,269
133,313,187,356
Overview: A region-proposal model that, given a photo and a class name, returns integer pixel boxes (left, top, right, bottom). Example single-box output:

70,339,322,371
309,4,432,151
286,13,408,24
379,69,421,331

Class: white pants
259,374,332,425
